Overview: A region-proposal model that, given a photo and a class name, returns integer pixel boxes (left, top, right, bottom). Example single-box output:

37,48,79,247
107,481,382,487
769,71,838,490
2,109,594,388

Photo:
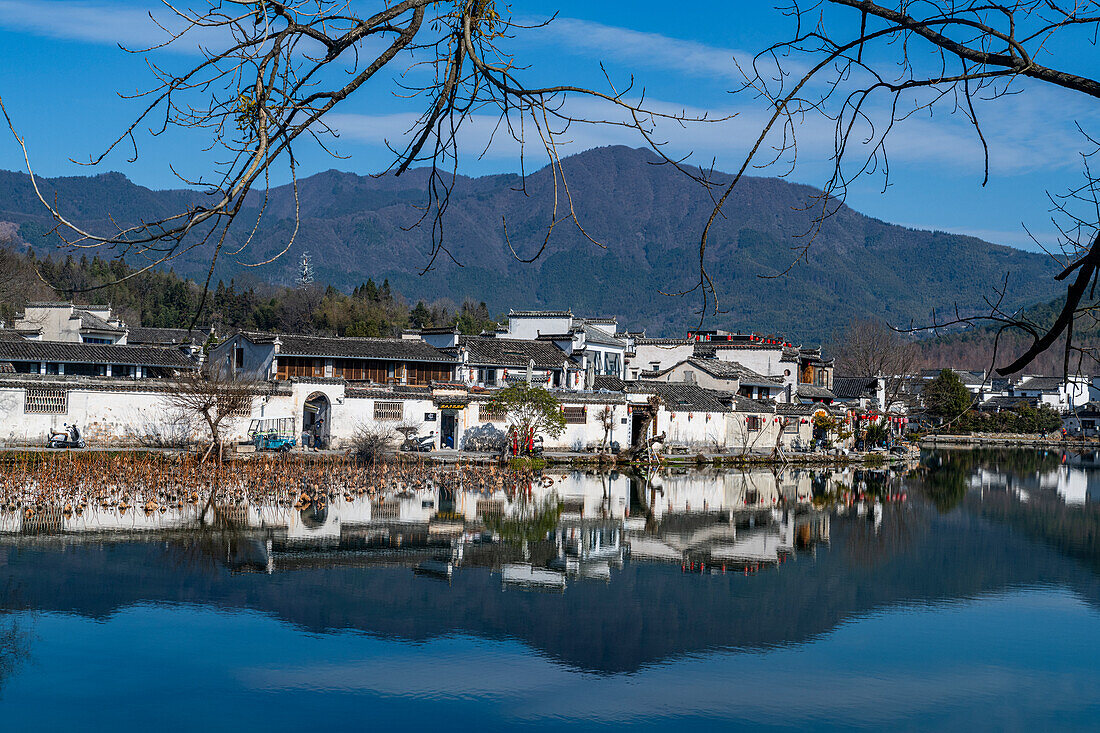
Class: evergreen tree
924,370,972,418
410,301,432,328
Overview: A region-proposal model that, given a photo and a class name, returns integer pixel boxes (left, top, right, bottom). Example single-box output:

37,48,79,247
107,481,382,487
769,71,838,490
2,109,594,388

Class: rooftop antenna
296,251,315,286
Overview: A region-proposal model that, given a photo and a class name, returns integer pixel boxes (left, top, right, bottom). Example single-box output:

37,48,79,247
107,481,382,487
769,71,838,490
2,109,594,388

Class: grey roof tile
0,340,197,368
832,376,879,399
457,336,569,368
241,331,456,362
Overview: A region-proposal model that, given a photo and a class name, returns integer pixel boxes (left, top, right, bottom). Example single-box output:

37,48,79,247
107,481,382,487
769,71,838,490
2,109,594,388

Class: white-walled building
14,302,128,344
646,357,787,402
627,338,695,379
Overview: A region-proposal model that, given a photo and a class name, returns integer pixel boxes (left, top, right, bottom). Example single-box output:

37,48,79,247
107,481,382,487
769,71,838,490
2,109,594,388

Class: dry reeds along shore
0,453,539,520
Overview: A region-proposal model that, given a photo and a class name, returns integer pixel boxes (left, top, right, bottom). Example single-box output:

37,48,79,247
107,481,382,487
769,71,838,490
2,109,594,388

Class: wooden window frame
562,405,587,424
374,401,403,422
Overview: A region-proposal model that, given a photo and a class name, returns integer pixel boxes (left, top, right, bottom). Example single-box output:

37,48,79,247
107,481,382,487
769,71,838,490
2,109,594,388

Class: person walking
312,417,325,451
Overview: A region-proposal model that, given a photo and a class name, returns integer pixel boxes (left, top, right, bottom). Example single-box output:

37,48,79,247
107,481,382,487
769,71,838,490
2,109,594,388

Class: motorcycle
401,430,435,452
48,424,86,449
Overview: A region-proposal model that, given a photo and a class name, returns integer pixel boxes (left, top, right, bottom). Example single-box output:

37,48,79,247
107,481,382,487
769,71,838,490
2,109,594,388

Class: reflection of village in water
5,450,1099,594
964,450,1100,505
0,466,906,591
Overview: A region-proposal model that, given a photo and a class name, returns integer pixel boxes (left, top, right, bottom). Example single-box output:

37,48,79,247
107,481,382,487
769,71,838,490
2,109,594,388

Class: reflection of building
624,508,827,571
0,468,836,588
970,463,1098,506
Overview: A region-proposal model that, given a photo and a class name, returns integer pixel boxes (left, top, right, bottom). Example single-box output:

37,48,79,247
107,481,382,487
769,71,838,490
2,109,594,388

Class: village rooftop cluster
0,302,1095,452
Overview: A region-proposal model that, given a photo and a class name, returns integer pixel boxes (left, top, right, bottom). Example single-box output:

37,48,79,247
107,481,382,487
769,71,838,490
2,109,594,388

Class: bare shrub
350,423,397,465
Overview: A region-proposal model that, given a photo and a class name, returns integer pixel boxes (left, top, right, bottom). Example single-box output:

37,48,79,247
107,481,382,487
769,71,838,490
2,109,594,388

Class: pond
1,450,1099,731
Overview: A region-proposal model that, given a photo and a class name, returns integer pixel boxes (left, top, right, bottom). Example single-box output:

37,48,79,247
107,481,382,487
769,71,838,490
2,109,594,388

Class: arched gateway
303,392,330,448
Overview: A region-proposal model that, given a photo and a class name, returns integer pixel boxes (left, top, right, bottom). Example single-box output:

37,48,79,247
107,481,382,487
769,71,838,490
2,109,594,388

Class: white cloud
0,0,179,48
516,15,749,81
326,82,1099,184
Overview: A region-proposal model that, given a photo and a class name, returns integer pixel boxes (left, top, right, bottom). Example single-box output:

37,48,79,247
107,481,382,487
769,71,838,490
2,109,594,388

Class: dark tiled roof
270,333,456,362
692,341,799,361
634,337,694,346
1014,376,1065,392
580,324,627,348
0,340,197,368
981,395,1040,410
777,403,819,416
626,382,734,413
797,384,837,401
128,327,204,345
73,309,125,333
0,329,28,341
684,358,783,387
730,395,778,413
832,376,879,399
593,375,626,391
508,309,572,318
458,336,569,368
920,368,986,386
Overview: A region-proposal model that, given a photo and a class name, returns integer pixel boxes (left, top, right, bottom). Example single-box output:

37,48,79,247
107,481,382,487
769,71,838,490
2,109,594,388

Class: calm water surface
2,449,1100,731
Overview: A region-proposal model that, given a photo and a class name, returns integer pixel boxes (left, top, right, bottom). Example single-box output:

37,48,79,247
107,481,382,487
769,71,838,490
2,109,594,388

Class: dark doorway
631,412,648,447
304,392,330,448
441,411,456,449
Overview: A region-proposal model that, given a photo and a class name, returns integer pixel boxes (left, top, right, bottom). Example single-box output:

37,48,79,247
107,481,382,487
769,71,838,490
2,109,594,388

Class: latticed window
25,388,67,414
374,401,403,421
562,406,587,424
481,402,506,421
746,415,763,431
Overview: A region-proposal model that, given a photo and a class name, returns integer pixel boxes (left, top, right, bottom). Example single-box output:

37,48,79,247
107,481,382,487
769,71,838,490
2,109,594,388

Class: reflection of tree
923,447,1067,513
0,614,30,696
844,504,929,570
484,493,562,544
927,447,1062,478
0,579,32,698
926,465,970,513
971,489,1100,575
163,529,260,575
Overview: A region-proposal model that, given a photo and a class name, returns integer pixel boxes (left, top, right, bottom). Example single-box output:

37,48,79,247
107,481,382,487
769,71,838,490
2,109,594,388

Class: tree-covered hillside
0,248,497,338
0,146,1063,342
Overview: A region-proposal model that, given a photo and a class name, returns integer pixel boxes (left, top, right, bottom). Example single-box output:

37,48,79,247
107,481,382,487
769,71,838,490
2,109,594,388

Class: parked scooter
401,430,435,452
47,423,85,449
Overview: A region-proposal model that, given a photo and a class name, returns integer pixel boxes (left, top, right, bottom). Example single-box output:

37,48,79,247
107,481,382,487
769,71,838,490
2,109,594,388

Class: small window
783,418,799,433
25,388,67,414
562,406,587,424
234,346,245,369
481,402,507,421
746,415,763,431
374,401,403,421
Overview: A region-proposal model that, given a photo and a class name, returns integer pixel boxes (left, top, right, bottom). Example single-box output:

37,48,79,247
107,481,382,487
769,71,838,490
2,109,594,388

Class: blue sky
0,0,1097,252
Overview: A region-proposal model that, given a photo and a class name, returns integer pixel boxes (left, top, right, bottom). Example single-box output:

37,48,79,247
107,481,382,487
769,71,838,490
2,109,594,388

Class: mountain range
0,145,1063,341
